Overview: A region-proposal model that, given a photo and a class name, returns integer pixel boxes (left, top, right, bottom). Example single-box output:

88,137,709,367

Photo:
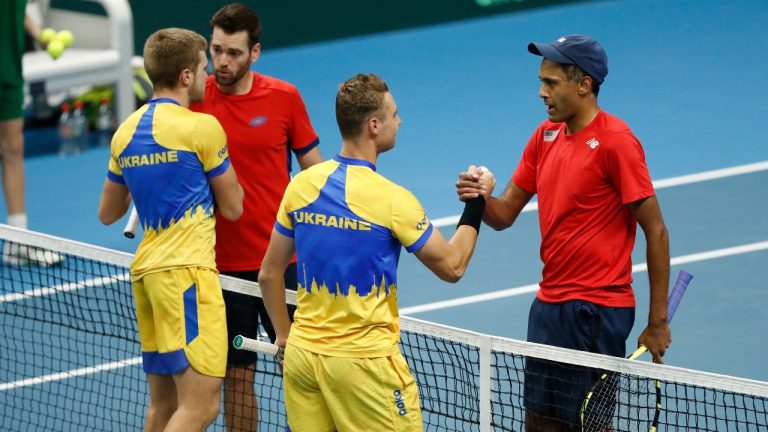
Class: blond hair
143,28,207,91
335,73,389,140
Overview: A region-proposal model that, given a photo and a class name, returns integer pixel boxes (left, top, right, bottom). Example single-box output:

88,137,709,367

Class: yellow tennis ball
39,27,56,44
47,39,65,60
57,30,74,48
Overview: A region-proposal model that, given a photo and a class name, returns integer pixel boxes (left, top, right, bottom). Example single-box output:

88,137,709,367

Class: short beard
214,67,249,88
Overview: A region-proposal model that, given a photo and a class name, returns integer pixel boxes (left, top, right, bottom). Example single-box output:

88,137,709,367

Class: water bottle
96,97,115,148
57,102,75,155
68,100,89,155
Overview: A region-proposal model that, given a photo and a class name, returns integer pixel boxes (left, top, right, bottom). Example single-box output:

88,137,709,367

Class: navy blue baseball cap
527,34,608,84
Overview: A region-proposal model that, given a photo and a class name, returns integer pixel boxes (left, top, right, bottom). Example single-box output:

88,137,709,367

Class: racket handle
123,206,140,239
632,270,693,357
233,335,285,361
667,270,693,323
628,345,648,360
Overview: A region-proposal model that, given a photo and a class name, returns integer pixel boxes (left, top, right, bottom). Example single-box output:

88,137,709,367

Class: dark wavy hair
210,3,261,48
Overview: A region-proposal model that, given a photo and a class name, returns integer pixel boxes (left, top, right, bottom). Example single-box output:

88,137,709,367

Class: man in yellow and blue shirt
257,73,488,432
98,28,243,432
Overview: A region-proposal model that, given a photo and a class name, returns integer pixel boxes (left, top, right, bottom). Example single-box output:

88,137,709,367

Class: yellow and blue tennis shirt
276,155,433,358
107,98,230,279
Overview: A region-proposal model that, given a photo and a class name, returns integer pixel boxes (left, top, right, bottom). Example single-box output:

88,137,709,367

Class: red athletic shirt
190,73,319,271
512,110,654,307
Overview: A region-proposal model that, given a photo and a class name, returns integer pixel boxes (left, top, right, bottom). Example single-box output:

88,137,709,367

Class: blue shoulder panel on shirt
290,162,399,297
118,102,215,231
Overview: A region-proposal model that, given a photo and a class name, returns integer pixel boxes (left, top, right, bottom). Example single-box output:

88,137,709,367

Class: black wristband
457,196,486,233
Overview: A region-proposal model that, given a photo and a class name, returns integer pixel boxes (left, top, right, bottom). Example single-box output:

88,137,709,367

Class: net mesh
2,225,767,431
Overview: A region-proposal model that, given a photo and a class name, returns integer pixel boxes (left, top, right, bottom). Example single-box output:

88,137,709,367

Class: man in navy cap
456,34,671,430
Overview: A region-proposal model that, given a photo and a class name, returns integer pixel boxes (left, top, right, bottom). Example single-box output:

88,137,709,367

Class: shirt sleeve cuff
622,188,656,205
292,138,319,155
206,158,231,179
107,171,125,184
274,221,294,238
405,224,433,253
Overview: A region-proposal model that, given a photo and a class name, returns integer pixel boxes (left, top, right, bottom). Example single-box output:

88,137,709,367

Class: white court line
432,160,768,227
401,240,768,315
4,162,766,390
0,357,142,391
0,273,131,303
0,272,134,390
4,241,767,389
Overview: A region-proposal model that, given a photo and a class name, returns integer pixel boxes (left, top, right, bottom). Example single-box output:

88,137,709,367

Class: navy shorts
222,262,298,366
523,298,634,426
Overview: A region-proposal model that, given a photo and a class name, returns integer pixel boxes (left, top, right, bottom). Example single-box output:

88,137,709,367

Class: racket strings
582,371,661,431
582,371,620,431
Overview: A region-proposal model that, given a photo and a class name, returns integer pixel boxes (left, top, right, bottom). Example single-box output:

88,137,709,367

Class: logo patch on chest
249,116,268,127
586,138,600,149
543,129,560,142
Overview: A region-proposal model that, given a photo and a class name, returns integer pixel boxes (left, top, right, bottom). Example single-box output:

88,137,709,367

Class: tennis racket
580,270,693,432
233,334,285,362
123,206,140,238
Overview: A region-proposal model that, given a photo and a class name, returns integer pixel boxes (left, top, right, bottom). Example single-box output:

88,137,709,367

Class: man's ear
578,75,593,95
367,116,380,136
180,68,193,87
251,42,261,63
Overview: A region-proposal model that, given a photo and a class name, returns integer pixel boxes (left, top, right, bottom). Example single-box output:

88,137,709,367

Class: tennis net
1,225,767,431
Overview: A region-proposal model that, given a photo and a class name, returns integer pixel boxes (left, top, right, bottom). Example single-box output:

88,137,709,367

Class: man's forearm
646,227,670,323
482,196,517,230
260,276,292,341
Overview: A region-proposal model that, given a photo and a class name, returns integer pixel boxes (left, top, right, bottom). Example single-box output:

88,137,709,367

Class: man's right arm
97,179,130,225
257,229,295,348
483,181,534,230
413,224,480,283
210,165,244,221
413,191,487,282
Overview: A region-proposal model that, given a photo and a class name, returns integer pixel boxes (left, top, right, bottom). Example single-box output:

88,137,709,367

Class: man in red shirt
457,34,670,431
189,4,322,431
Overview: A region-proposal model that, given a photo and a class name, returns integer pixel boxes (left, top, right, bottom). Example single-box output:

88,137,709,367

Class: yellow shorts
133,267,227,377
283,344,423,432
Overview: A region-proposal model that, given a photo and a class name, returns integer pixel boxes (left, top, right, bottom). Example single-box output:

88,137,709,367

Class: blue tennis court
2,0,767,429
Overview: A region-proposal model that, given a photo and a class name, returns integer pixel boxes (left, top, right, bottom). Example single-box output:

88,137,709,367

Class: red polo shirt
512,110,654,307
191,73,319,271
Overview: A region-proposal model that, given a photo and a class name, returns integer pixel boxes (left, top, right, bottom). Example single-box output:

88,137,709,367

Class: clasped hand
456,165,496,201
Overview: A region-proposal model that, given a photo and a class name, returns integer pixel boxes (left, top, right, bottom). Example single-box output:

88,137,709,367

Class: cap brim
527,42,574,65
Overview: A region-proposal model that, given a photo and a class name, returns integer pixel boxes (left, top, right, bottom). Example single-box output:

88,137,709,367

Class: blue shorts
523,298,634,425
